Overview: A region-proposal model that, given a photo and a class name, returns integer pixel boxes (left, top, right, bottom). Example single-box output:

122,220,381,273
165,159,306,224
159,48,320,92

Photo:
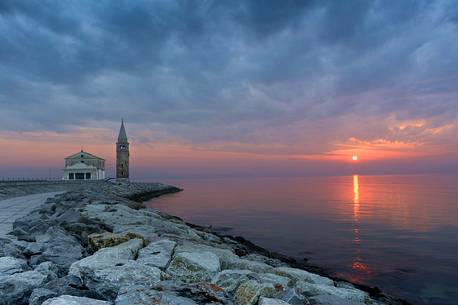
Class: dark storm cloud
0,0,457,147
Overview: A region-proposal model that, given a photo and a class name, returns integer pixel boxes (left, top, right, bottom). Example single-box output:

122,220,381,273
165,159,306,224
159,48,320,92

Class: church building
62,151,106,180
62,120,129,180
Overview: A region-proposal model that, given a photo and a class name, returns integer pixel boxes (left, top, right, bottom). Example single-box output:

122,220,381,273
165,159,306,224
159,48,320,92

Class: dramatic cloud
0,0,457,176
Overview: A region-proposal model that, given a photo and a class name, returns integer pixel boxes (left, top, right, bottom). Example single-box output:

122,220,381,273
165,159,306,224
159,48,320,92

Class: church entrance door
75,173,85,180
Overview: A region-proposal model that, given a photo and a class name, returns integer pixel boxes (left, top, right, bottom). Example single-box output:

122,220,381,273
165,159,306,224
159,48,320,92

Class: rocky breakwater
0,182,406,305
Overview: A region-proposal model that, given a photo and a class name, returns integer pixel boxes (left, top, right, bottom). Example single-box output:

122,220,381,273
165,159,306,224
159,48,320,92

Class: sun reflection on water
351,175,374,281
353,175,360,218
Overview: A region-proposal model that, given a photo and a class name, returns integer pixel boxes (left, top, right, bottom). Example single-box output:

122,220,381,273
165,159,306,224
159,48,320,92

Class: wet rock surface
0,181,407,305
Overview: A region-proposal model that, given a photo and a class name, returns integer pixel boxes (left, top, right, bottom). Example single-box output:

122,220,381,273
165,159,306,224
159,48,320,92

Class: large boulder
69,239,161,300
212,269,255,293
243,254,286,268
259,297,291,305
257,273,291,289
0,262,57,305
308,294,365,305
36,274,98,301
173,242,272,274
61,216,114,248
12,216,49,242
175,242,236,260
234,280,276,305
115,285,199,305
0,238,25,258
88,231,146,252
83,260,162,299
29,227,83,274
82,204,203,241
113,225,159,242
167,251,220,283
137,239,176,269
0,256,28,275
33,262,59,281
70,238,143,275
82,204,152,227
297,282,370,304
223,256,275,273
275,267,334,286
28,288,58,305
232,273,305,305
42,295,110,305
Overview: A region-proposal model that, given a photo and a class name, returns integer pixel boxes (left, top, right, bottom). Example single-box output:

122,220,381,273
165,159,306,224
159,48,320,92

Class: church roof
118,120,128,142
64,150,105,160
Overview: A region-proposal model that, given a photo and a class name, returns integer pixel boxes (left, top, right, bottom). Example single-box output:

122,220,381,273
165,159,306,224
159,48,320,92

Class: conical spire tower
118,119,128,142
116,120,129,179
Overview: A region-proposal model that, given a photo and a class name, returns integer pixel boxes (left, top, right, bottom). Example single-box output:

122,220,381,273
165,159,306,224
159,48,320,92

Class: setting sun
352,154,358,161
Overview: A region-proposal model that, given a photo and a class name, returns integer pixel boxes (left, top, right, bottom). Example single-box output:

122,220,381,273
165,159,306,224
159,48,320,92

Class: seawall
0,181,408,305
0,180,181,201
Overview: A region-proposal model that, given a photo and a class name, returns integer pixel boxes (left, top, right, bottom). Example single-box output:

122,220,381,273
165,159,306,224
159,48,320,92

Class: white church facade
62,151,106,180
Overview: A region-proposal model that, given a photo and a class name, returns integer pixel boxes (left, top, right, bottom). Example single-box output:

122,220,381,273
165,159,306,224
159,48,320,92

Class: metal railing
0,178,110,186
0,178,61,182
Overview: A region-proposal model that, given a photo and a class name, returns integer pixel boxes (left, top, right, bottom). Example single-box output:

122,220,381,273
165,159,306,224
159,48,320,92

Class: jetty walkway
0,192,63,237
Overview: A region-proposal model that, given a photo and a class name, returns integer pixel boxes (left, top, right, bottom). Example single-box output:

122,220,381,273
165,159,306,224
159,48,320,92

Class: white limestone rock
175,242,275,273
0,256,28,275
42,295,110,305
275,267,334,286
82,204,151,227
115,285,199,305
34,262,59,281
113,225,159,242
212,269,255,293
69,239,161,299
82,204,202,240
0,237,25,258
167,250,220,283
234,280,276,305
28,288,58,305
87,231,148,252
224,256,275,273
30,226,83,272
258,273,291,289
308,293,364,305
297,282,369,304
259,297,291,305
70,238,143,277
86,260,162,296
138,239,176,269
0,262,57,305
244,254,286,267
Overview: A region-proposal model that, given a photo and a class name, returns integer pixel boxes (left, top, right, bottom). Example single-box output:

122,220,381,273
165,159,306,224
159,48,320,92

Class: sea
145,174,458,305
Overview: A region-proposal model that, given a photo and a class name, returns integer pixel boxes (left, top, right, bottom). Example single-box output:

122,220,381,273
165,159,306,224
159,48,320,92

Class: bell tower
116,120,129,179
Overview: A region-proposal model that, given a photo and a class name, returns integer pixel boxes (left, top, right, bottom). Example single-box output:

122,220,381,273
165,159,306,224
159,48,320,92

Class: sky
0,0,457,179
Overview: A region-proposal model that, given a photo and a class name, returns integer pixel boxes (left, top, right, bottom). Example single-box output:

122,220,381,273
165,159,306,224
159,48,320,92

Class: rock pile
0,183,406,305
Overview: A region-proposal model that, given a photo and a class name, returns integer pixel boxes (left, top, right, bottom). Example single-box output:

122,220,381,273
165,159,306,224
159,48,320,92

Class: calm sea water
145,174,458,305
